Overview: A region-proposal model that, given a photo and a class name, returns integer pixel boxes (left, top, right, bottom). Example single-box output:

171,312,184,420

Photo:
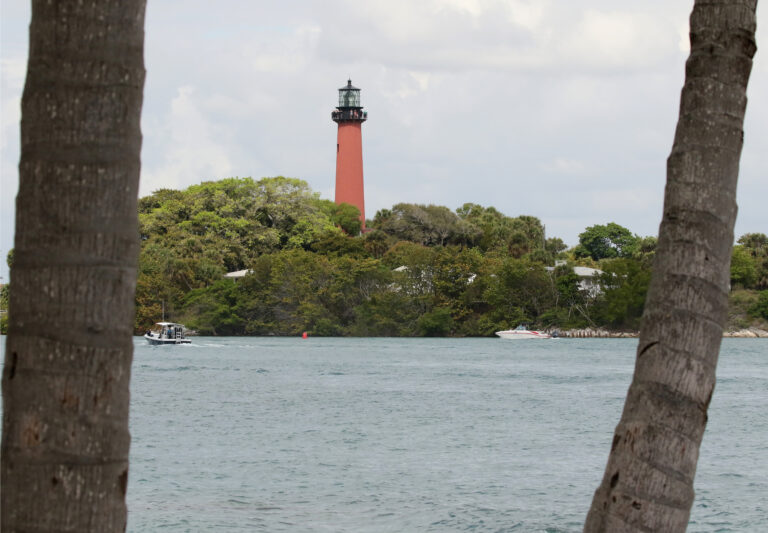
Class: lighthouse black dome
339,79,360,91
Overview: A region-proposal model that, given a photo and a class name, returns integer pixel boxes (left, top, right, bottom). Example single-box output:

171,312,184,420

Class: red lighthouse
332,79,367,228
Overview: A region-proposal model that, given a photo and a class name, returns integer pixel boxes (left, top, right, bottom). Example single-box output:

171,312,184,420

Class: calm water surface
124,337,767,532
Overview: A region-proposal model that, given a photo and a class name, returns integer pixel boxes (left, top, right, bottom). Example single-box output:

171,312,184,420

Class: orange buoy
302,331,308,339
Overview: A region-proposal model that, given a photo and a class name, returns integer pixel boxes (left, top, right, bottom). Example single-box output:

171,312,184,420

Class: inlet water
124,337,767,532
2,337,763,530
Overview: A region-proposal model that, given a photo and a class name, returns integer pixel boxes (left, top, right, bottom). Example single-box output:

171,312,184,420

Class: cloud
677,20,691,53
1,58,24,151
1,57,26,276
246,24,322,73
541,158,587,175
140,86,235,194
562,10,673,68
313,1,685,75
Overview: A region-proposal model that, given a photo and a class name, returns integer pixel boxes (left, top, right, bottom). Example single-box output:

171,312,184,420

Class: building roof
573,266,603,277
224,269,252,278
339,79,359,91
544,265,604,277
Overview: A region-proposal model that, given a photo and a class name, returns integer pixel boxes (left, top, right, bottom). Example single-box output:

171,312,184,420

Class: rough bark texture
584,1,757,532
1,1,146,531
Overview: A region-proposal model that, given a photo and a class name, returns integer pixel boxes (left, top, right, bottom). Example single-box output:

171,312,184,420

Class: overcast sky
1,1,766,281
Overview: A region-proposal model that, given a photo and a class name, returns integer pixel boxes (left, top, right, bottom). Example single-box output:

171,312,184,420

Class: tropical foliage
2,177,764,336
129,177,653,336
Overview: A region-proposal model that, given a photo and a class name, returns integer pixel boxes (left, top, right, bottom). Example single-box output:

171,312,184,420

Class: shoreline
144,328,768,339
553,327,768,338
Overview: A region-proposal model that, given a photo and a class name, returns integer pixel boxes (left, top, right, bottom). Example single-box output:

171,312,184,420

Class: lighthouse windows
339,89,360,108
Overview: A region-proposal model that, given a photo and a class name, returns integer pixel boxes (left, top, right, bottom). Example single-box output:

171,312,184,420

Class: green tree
382,241,436,314
456,203,507,251
730,245,758,289
253,176,339,248
538,264,594,329
593,258,652,329
425,246,484,332
749,290,768,320
545,237,568,259
417,307,454,336
135,176,347,329
3,251,13,334
576,222,639,260
362,229,393,258
633,235,658,259
317,255,390,332
2,1,146,529
311,230,369,258
317,200,363,235
182,279,245,335
0,284,8,335
351,291,422,336
456,203,546,257
737,232,768,289
737,232,768,251
507,215,546,258
483,257,553,328
232,255,279,334
262,249,336,335
374,203,479,247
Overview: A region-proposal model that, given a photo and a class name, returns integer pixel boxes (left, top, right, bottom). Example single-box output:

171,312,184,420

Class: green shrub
417,307,454,337
749,290,768,320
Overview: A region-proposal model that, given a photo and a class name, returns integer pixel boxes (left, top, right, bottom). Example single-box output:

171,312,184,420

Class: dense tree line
121,176,765,336
1,177,765,337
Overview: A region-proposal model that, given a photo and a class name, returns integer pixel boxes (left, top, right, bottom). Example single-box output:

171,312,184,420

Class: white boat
495,324,552,339
144,322,191,345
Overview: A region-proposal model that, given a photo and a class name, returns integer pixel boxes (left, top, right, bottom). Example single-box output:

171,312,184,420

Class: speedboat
144,322,191,345
495,324,552,339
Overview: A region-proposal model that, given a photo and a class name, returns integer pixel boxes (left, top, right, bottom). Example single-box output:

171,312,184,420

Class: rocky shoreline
553,327,768,338
722,328,768,338
555,328,638,338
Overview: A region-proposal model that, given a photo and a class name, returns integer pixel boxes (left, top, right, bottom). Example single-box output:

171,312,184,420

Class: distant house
546,263,604,296
573,266,603,296
224,269,252,280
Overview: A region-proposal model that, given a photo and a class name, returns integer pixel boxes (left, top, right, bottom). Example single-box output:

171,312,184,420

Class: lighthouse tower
332,79,367,227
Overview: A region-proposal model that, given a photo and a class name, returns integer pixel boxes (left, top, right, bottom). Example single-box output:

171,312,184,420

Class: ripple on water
126,337,768,532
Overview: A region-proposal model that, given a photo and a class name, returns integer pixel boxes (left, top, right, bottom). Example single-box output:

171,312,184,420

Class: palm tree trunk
1,1,146,531
585,1,758,531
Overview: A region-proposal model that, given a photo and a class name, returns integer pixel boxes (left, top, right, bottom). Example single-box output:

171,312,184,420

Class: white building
546,263,604,296
224,269,252,280
573,266,603,296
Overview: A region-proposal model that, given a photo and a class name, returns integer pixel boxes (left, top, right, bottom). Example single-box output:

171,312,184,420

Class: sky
1,0,766,282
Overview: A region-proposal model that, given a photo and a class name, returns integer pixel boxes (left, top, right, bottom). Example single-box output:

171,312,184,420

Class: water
0,336,764,530
123,337,767,532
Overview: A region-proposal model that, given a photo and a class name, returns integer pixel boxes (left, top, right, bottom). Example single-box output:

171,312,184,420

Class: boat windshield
151,323,184,340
